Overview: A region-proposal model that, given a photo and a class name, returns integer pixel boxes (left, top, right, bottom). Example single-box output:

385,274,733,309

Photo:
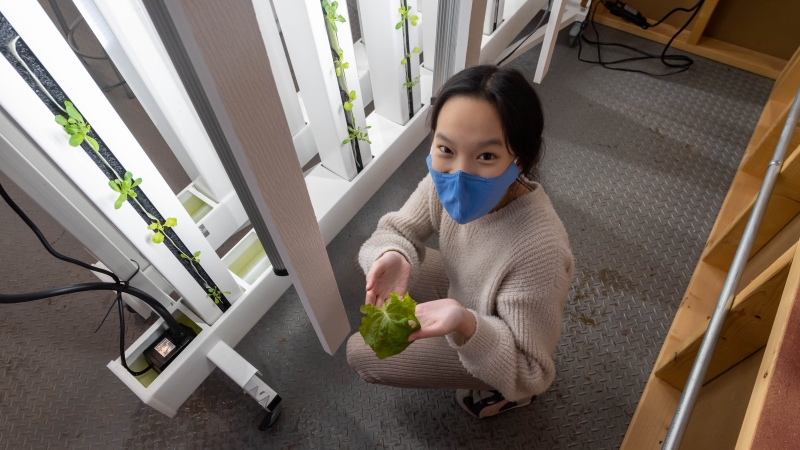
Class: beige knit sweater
358,175,574,402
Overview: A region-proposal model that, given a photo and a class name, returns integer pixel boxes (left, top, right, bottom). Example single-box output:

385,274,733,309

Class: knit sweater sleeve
447,237,574,402
358,175,439,275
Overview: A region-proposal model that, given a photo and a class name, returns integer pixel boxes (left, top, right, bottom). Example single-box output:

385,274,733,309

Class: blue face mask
426,154,519,225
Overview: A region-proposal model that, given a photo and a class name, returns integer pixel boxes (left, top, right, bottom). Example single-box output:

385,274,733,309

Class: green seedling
343,89,357,111
322,0,346,32
55,100,99,152
400,47,421,65
395,6,419,29
359,292,420,359
181,250,201,263
147,217,177,244
108,171,141,210
207,287,231,305
334,48,350,77
403,75,421,89
342,125,371,145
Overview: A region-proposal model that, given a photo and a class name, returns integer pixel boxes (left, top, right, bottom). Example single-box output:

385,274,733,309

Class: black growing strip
401,0,414,121
0,13,230,312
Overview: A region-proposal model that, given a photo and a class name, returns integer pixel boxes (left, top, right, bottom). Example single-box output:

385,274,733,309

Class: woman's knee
345,333,380,384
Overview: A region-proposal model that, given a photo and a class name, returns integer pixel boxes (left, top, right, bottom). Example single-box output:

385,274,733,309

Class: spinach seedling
108,171,141,210
343,89,357,111
342,125,371,145
334,48,350,76
55,100,99,152
207,287,231,305
395,6,419,29
181,250,201,263
322,0,346,32
148,217,177,244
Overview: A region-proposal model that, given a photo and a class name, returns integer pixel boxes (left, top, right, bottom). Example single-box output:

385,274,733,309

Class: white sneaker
456,389,534,419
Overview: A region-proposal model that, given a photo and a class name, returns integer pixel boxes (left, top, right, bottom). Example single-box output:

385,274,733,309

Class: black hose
0,282,186,339
0,180,120,283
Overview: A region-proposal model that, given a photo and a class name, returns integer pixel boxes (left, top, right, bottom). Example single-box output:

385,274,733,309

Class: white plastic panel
0,1,241,324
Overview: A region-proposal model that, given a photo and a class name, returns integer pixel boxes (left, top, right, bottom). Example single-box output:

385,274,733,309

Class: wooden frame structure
622,45,800,449
592,1,789,79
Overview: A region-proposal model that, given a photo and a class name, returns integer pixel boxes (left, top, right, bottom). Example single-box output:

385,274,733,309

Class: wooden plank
736,244,800,449
679,349,765,450
704,149,800,271
655,245,796,390
740,213,800,291
686,0,720,46
740,109,800,179
592,8,787,79
171,0,351,353
770,44,800,105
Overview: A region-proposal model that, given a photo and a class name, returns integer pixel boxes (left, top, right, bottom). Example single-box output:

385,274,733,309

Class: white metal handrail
662,86,800,450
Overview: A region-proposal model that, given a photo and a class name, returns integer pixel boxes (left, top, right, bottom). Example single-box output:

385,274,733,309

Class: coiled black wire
0,180,186,376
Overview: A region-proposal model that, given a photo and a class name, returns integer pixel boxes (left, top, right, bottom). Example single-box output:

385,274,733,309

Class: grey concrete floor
0,16,774,450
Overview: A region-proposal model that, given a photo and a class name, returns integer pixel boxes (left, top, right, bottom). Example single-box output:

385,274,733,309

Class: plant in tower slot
342,125,371,145
395,5,419,29
55,100,99,152
334,48,350,77
403,75,421,89
108,171,142,210
400,47,421,65
148,217,177,244
181,250,201,263
343,89,357,111
322,0,346,32
207,287,231,305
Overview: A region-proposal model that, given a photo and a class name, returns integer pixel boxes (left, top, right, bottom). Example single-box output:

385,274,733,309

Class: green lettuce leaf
359,292,420,359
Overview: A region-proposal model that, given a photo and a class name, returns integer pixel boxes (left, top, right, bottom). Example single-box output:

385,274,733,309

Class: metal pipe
662,86,800,450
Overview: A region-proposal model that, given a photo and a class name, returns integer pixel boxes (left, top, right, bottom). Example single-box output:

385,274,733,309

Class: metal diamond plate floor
0,25,773,449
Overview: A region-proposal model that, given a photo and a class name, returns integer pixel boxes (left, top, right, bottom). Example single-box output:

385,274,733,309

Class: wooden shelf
654,245,796,390
592,8,788,79
703,147,800,271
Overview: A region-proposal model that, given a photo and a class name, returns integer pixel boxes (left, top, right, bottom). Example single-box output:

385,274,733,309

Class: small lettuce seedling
359,292,420,359
343,89,357,111
400,47,421,65
403,75,421,89
207,287,231,305
181,250,201,263
108,171,141,210
322,0,346,32
334,48,350,76
55,100,99,152
148,217,177,244
342,125,371,145
395,6,419,29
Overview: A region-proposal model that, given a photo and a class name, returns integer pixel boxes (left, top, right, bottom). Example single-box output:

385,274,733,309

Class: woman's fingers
365,289,377,306
409,324,442,341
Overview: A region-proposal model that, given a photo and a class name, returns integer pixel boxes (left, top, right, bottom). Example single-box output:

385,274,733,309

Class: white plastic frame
0,1,240,324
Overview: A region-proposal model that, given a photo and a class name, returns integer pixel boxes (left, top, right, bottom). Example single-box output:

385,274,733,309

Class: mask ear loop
512,158,534,191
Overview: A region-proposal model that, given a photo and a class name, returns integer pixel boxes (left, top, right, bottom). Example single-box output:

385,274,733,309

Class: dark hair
429,65,545,180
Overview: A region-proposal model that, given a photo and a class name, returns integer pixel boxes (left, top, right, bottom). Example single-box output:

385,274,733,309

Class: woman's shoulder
507,184,572,258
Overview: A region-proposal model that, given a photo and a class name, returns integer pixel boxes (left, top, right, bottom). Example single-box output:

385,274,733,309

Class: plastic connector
603,1,650,29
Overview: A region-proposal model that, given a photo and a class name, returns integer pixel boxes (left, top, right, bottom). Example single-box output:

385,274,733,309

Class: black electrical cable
497,0,553,66
0,282,184,336
0,181,120,283
577,0,705,76
0,180,186,377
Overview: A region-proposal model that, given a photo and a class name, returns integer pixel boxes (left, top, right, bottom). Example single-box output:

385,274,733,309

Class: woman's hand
365,251,411,307
409,298,477,342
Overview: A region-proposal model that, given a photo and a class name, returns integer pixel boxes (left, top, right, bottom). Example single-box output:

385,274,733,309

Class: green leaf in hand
359,292,420,359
